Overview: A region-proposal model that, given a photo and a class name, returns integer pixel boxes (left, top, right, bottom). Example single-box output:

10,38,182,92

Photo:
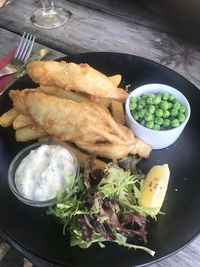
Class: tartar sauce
15,144,77,201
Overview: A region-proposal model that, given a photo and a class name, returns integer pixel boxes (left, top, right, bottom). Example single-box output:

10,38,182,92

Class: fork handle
0,63,17,78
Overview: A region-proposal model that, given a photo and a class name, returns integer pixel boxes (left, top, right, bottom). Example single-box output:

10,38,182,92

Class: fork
0,32,35,78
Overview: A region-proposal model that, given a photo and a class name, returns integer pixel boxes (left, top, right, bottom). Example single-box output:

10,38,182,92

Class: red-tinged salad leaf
48,156,156,256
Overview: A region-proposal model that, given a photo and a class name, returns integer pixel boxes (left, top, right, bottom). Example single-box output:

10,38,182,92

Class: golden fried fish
27,61,128,102
9,90,151,159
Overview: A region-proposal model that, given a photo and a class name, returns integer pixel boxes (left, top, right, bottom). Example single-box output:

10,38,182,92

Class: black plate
0,52,200,267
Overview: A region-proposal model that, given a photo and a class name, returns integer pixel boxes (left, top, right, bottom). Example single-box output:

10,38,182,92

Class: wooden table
0,0,200,266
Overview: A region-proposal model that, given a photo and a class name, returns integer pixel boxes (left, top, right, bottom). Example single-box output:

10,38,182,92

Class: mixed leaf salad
49,157,162,256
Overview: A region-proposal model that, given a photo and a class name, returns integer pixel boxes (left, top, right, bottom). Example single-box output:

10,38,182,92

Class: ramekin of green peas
125,84,191,149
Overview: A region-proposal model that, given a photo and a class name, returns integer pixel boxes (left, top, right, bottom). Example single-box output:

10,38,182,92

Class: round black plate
0,52,200,267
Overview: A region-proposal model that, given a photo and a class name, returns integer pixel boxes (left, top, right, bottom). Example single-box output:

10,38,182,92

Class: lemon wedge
139,164,170,214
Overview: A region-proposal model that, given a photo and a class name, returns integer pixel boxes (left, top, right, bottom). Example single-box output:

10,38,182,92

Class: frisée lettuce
49,157,157,256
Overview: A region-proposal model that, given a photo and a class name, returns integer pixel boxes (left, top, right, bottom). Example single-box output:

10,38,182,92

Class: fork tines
15,32,36,62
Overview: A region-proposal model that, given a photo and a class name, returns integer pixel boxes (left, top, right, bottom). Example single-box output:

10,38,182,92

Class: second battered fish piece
9,90,151,159
27,61,128,102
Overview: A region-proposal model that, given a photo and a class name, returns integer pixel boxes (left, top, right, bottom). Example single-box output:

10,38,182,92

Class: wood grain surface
0,0,200,88
0,0,200,266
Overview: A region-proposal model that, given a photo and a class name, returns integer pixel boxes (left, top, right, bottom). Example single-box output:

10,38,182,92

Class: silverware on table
0,32,35,78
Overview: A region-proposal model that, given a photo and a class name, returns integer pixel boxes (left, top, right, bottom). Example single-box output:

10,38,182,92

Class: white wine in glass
31,0,72,29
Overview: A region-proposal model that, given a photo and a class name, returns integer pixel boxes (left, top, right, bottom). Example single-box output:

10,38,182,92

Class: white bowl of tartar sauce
8,142,79,207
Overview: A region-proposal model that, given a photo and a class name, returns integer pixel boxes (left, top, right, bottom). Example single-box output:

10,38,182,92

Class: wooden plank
0,0,199,89
150,237,200,266
67,0,173,34
69,0,200,41
0,28,65,59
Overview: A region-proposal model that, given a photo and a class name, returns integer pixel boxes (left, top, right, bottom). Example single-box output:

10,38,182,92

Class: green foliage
48,157,156,256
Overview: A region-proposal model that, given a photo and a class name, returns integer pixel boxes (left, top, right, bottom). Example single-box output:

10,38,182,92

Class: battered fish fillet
9,90,151,159
27,61,128,102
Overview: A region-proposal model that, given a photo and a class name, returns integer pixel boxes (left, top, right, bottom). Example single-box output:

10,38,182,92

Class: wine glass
30,0,72,29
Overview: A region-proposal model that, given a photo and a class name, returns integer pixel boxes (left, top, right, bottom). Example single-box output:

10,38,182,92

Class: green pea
177,113,186,123
173,99,179,103
173,102,181,109
171,109,178,117
148,105,156,114
163,119,171,128
133,112,139,121
140,119,146,126
130,96,137,103
155,116,164,125
179,105,186,113
145,120,154,129
151,114,155,121
162,93,169,101
153,96,161,105
137,104,143,110
163,110,170,118
142,93,149,99
169,94,175,101
155,109,163,117
168,102,173,109
144,112,153,122
130,102,137,111
138,109,146,118
171,119,180,128
148,93,155,98
160,101,169,110
137,117,143,123
138,99,146,108
146,97,154,105
153,124,160,131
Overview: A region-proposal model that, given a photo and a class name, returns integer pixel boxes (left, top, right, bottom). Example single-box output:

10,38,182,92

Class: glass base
30,8,72,29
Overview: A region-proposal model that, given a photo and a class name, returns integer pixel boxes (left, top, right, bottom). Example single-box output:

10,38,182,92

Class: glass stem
40,0,55,11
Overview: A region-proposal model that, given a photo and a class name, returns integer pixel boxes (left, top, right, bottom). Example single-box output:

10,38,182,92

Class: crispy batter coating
9,90,151,159
27,61,128,102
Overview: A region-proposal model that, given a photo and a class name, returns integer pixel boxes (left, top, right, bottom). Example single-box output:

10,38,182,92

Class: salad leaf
98,166,138,198
114,232,155,256
49,157,156,256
